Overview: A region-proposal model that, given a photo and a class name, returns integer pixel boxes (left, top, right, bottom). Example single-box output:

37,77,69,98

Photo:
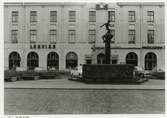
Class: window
112,59,117,64
97,53,105,64
69,11,76,22
128,30,135,44
9,52,21,70
88,30,96,43
86,59,92,64
111,30,115,43
47,52,59,70
147,11,154,22
68,30,76,43
126,52,138,66
147,30,154,44
128,11,135,22
30,30,37,43
50,30,57,43
27,52,39,70
50,11,57,22
145,52,157,70
66,52,78,69
89,11,96,22
38,45,40,49
12,11,18,23
11,30,18,43
108,11,115,22
30,11,37,22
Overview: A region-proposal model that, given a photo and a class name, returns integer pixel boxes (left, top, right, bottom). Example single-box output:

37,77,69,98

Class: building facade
4,2,165,71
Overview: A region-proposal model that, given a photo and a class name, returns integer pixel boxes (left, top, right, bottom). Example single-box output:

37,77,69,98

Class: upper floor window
147,30,154,44
147,11,154,22
12,11,18,23
69,11,76,22
108,11,115,22
68,30,76,43
88,30,96,43
128,30,135,44
89,11,96,22
111,30,115,43
50,11,57,22
50,30,57,43
128,11,136,22
11,30,18,43
30,30,37,43
30,11,37,22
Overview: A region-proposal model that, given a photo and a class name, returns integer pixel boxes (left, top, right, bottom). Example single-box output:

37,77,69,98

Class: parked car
68,66,83,80
134,66,150,80
148,69,165,80
134,66,145,78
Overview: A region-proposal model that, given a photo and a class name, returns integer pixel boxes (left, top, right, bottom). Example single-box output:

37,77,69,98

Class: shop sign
30,44,56,49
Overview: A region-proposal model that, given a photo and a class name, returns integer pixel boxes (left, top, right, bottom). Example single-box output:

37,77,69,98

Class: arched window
145,52,157,70
126,52,138,66
66,52,78,69
9,51,21,70
27,52,39,70
97,53,105,64
47,52,59,70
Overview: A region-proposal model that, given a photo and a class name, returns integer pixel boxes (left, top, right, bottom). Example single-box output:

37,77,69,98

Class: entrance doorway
97,53,105,64
9,51,21,70
66,52,78,69
126,52,138,66
112,59,117,64
27,52,39,70
47,52,59,70
145,52,157,70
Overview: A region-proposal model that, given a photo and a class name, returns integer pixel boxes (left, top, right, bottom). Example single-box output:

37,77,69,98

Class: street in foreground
5,89,165,114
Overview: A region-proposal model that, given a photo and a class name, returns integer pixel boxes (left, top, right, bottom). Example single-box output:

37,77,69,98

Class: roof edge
4,2,87,6
117,2,164,6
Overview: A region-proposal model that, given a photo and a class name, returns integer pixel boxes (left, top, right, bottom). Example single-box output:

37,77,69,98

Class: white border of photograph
0,0,166,118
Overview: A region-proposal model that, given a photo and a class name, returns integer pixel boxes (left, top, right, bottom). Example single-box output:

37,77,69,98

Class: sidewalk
4,75,165,90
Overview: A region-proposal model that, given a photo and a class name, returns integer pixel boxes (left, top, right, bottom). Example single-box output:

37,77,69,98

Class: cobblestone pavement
5,89,165,114
4,74,165,89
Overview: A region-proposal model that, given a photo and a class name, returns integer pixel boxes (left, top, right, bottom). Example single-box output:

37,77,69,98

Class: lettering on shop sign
142,46,163,49
30,44,56,49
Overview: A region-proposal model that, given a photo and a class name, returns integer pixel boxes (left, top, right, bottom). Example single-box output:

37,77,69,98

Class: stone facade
4,2,165,71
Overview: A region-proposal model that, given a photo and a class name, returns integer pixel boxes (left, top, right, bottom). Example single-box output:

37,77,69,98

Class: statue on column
100,20,114,43
100,20,114,64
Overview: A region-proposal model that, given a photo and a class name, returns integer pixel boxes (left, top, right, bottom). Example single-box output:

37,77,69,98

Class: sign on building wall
96,4,108,10
30,44,56,49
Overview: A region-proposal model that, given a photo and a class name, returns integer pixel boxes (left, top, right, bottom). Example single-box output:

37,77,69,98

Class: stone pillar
104,33,113,64
105,39,111,64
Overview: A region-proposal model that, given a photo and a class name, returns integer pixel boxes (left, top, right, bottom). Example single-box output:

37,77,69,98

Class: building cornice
117,2,164,6
93,46,164,50
4,2,87,6
5,2,164,7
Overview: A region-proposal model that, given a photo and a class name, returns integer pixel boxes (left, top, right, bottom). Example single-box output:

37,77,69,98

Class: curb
4,87,165,90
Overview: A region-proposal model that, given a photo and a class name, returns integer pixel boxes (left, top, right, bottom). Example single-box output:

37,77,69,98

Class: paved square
4,74,165,114
5,89,165,114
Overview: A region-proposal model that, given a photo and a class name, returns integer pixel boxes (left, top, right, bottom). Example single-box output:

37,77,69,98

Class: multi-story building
4,2,165,71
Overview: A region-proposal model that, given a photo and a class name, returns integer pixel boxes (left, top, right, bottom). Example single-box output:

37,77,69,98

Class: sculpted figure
100,20,114,42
